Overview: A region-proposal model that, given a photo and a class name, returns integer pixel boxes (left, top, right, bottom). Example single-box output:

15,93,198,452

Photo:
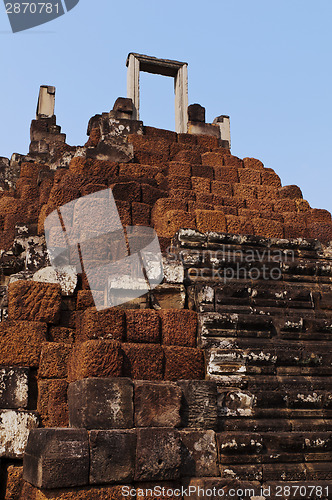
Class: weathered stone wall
0,102,331,499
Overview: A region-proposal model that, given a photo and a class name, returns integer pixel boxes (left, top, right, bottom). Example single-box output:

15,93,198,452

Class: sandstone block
0,367,29,409
135,428,181,481
273,199,296,213
48,326,74,343
8,281,62,324
217,432,264,461
89,429,136,484
222,196,246,208
162,258,184,284
284,224,306,239
238,168,261,185
111,181,141,203
214,166,239,183
79,308,125,342
122,343,164,380
211,181,232,197
169,189,195,201
295,198,311,212
38,343,71,379
152,284,186,310
191,177,210,193
4,464,23,500
307,222,332,243
125,309,160,343
178,133,197,145
196,135,219,149
115,199,132,226
195,210,226,233
154,210,196,239
131,202,151,226
168,162,191,178
141,184,167,205
0,321,47,368
180,430,219,476
33,266,77,297
134,381,182,427
252,218,284,238
164,347,204,381
0,410,39,459
243,157,264,170
256,185,279,199
159,309,197,347
37,379,68,427
188,104,206,122
151,199,187,225
48,186,80,207
172,148,202,164
262,463,306,481
279,185,303,199
196,193,214,205
201,152,224,168
246,199,273,211
177,380,218,430
119,162,159,179
223,155,243,167
168,175,192,190
68,340,123,382
261,170,281,187
23,428,89,489
306,208,332,224
305,462,332,480
76,291,95,310
225,215,253,235
233,183,257,199
191,164,214,179
68,378,133,430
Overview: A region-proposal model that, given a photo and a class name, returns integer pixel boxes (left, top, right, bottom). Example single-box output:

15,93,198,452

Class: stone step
220,418,332,432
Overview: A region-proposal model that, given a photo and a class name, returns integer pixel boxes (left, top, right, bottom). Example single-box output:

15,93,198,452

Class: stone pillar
36,85,55,118
174,63,188,134
213,115,231,148
127,54,140,121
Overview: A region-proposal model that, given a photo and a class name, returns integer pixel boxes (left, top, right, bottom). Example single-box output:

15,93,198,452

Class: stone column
36,85,55,118
127,54,140,121
213,115,231,148
175,64,188,134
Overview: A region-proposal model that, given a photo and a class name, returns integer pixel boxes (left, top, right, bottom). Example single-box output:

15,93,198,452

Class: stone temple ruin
0,54,332,499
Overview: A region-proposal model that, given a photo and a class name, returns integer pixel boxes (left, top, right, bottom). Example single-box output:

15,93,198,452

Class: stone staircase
173,229,332,484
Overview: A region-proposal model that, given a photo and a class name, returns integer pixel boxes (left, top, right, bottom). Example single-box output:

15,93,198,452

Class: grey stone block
23,428,89,489
135,428,181,481
0,367,29,409
177,380,218,430
89,429,136,484
180,429,219,476
0,410,38,459
68,378,133,430
134,381,182,427
188,104,205,123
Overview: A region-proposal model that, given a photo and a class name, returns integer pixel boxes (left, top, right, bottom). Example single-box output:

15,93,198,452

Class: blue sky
0,0,331,213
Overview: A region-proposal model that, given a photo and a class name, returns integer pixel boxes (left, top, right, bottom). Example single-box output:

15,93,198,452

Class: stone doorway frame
126,53,188,133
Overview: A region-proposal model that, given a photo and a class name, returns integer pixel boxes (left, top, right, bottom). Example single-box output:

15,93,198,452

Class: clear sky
0,0,331,213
